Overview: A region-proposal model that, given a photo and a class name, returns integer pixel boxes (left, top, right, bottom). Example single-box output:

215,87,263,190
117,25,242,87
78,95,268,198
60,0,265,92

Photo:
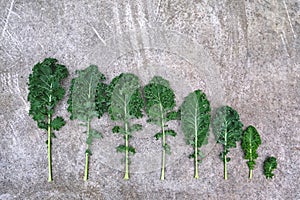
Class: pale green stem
194,108,199,179
160,114,165,180
249,169,253,179
47,85,53,182
84,119,90,181
224,121,227,180
85,80,92,181
194,147,199,179
47,114,52,182
161,127,165,180
249,146,253,179
124,121,129,180
123,94,130,180
84,145,89,181
224,154,228,180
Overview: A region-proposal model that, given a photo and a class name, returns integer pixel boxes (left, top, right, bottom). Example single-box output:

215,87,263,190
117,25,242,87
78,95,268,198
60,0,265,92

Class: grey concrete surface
0,0,299,199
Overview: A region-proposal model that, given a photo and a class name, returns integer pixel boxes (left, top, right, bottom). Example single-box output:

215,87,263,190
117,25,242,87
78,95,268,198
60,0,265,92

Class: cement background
0,0,299,199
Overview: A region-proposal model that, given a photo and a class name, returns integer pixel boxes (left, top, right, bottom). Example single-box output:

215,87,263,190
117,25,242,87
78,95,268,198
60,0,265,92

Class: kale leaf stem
47,113,52,182
160,102,165,180
84,119,90,181
124,120,129,180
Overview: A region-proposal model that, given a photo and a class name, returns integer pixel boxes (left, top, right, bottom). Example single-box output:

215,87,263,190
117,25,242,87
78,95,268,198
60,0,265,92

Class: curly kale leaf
51,116,65,131
213,105,243,179
108,73,144,180
108,73,143,120
144,76,176,126
180,90,211,179
27,57,69,182
28,58,68,129
263,156,277,179
143,76,178,180
67,65,106,121
96,82,109,118
241,125,262,179
67,65,106,181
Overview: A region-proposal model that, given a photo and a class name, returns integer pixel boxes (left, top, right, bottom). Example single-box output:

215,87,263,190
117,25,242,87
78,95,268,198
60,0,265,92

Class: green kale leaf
143,76,178,180
27,57,69,182
67,65,106,181
108,73,144,180
213,105,243,180
180,90,211,179
241,125,262,179
263,156,277,179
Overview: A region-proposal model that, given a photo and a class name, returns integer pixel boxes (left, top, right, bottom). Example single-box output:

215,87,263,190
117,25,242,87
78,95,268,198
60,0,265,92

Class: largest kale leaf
28,58,69,182
180,90,211,179
67,65,106,181
213,106,243,180
143,76,178,180
108,73,144,180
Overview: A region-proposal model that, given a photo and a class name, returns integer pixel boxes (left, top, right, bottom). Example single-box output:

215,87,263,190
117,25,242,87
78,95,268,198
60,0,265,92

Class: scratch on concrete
1,0,15,39
1,72,18,94
280,31,290,56
283,0,296,39
91,26,107,46
8,120,18,144
155,0,162,21
0,72,30,110
104,20,112,31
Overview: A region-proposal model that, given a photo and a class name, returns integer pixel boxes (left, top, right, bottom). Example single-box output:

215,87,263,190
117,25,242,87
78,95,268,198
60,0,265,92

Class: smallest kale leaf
263,156,277,179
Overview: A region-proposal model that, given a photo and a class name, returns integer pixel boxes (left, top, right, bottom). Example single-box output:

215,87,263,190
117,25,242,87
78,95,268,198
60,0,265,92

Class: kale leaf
28,57,69,182
263,156,277,179
67,65,106,181
213,105,243,180
108,73,144,180
180,90,211,179
241,125,262,179
143,76,178,180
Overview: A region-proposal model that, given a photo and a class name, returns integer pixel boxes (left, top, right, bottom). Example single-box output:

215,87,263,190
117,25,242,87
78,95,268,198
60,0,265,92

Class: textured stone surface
0,0,299,199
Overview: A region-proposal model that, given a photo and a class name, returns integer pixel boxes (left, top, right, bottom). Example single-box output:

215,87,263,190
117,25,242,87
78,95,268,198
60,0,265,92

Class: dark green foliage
166,111,181,121
116,145,136,154
67,65,106,120
213,105,243,179
112,126,125,134
264,156,277,179
108,73,144,120
27,57,69,182
241,125,262,179
154,130,176,140
51,117,65,131
180,90,211,178
108,73,144,180
28,58,68,130
96,82,109,118
163,143,171,154
129,124,143,132
85,149,92,155
67,65,106,181
144,77,176,127
67,65,105,146
143,76,178,180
